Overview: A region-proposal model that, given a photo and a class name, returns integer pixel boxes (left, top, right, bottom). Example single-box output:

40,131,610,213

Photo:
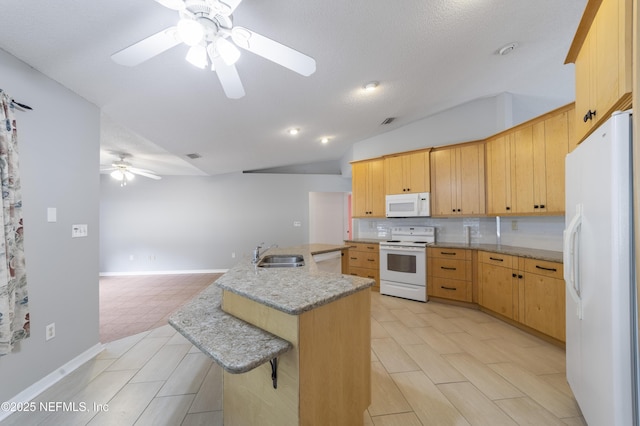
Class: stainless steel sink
257,254,305,268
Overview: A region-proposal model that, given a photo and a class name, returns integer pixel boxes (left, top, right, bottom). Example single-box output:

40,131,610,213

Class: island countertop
216,244,373,316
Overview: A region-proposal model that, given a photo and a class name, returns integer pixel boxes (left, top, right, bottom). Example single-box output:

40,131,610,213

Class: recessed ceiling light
363,81,379,91
288,128,300,136
497,42,518,56
320,137,330,144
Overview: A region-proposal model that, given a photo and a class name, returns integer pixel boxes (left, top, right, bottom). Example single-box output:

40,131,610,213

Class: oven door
379,245,426,287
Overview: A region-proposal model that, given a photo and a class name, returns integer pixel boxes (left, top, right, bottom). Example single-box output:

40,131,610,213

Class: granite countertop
345,239,563,263
169,285,292,374
216,244,373,315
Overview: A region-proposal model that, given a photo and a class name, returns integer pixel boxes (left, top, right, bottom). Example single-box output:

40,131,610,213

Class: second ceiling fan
111,0,317,99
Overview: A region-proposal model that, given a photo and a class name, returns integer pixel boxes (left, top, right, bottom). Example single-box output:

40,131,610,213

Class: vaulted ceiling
0,0,586,176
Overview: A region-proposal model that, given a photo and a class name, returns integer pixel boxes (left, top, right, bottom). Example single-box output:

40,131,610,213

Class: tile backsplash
353,215,565,252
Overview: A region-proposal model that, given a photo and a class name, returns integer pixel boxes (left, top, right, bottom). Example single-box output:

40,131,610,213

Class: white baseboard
99,269,228,277
0,343,105,422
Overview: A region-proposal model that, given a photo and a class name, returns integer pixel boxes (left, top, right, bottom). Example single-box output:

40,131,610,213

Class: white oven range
379,226,434,302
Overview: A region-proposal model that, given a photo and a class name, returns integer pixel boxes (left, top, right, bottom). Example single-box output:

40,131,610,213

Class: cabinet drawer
428,247,470,260
430,258,469,281
348,242,379,253
480,251,514,268
348,252,379,269
348,267,379,281
431,277,471,302
524,258,563,280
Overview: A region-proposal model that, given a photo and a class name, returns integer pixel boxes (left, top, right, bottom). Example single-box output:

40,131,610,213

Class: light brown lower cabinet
427,247,473,302
478,251,565,342
346,242,379,292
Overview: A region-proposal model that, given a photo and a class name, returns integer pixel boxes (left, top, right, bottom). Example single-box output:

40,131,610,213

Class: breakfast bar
169,244,374,426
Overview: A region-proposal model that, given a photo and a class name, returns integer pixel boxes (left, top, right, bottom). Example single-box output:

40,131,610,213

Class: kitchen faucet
252,243,278,263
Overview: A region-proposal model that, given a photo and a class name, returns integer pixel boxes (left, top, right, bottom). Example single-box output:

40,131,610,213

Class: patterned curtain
0,91,29,356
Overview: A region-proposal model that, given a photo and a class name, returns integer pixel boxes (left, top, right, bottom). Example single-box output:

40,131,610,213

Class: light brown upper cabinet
430,143,485,216
566,0,632,144
351,158,385,218
486,104,573,215
384,149,431,195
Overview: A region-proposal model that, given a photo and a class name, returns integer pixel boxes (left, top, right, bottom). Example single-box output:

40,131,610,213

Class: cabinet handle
366,246,375,250
489,257,504,262
367,258,375,262
440,251,457,256
350,257,358,260
540,204,545,209
519,274,523,279
457,209,461,212
441,266,457,271
534,205,539,209
583,109,597,122
535,265,557,272
512,273,517,277
505,206,511,210
440,286,457,291
452,209,456,212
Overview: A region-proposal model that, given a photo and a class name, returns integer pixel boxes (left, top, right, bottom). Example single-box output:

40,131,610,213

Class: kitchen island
170,244,373,426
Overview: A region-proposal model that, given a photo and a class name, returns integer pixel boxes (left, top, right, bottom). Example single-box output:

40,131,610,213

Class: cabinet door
594,0,623,121
385,156,406,195
522,273,566,341
486,136,511,215
430,149,455,215
351,162,369,217
480,263,516,319
574,29,594,140
369,159,385,216
407,151,429,193
543,111,570,213
511,126,536,214
457,144,485,215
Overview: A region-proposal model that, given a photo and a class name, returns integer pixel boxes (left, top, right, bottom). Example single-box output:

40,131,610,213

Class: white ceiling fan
102,155,162,187
111,0,317,99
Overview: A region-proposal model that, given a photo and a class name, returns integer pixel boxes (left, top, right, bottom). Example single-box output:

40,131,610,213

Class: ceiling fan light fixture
288,128,300,136
110,170,124,181
216,37,241,66
124,171,135,181
320,137,330,144
177,18,205,46
186,44,208,69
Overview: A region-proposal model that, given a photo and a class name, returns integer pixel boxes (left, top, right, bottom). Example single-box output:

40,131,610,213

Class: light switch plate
72,224,88,238
47,207,57,223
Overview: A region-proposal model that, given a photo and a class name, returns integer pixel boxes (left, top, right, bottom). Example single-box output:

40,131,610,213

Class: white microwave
385,193,431,217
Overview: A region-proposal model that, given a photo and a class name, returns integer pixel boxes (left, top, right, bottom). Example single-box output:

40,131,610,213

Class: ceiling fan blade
129,168,162,180
231,27,316,76
112,26,180,67
100,167,118,172
219,0,243,14
154,0,185,10
212,57,246,99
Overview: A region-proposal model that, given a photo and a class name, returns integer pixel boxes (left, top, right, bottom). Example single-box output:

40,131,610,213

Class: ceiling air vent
380,117,396,125
186,153,202,159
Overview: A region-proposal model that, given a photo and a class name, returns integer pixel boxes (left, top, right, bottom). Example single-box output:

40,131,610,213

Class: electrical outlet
232,252,236,258
511,220,518,231
293,221,302,227
46,323,56,341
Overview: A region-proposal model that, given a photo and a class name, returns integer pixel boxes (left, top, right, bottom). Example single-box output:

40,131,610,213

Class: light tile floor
2,283,587,425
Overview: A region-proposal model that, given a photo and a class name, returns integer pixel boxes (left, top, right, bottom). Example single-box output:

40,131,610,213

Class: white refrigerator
564,110,638,425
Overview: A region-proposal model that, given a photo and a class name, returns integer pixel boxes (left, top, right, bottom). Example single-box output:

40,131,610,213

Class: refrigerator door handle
563,203,583,319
